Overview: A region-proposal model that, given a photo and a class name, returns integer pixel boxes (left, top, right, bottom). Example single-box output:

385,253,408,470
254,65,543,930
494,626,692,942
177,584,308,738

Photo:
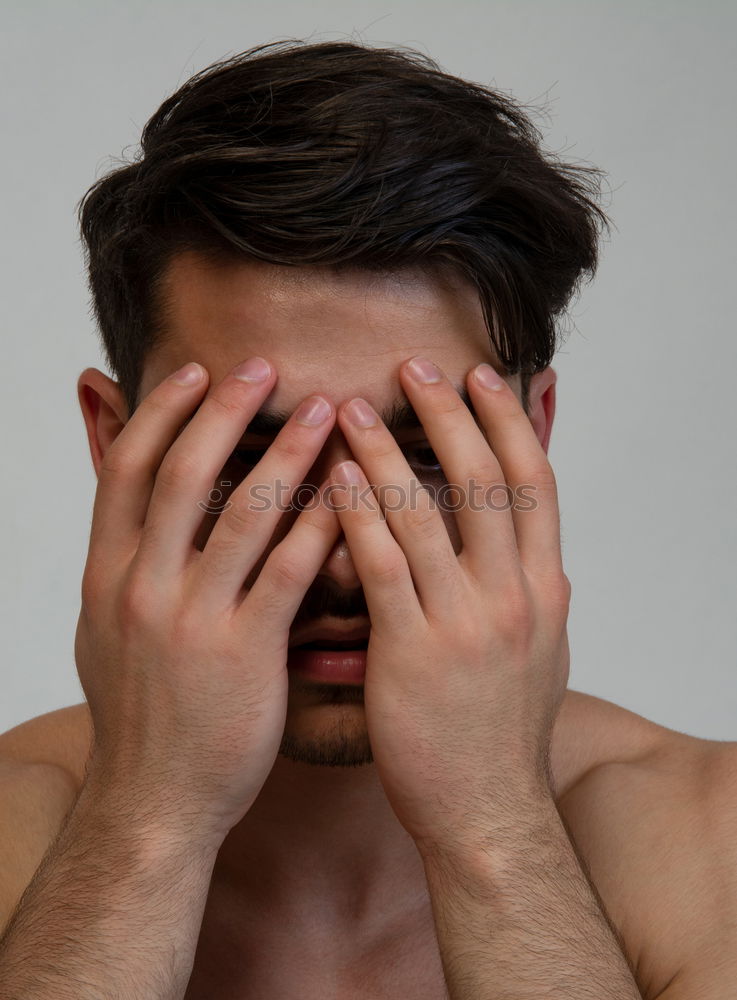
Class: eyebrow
177,382,477,441
241,382,477,438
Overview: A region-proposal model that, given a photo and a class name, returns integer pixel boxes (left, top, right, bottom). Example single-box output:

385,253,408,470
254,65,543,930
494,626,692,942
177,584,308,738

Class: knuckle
295,504,336,540
465,461,504,488
99,442,138,480
434,396,465,419
221,499,259,537
529,459,558,492
267,553,308,590
404,503,439,537
355,502,381,529
371,554,406,586
272,433,307,463
364,436,398,464
118,570,157,626
157,450,200,493
207,390,248,420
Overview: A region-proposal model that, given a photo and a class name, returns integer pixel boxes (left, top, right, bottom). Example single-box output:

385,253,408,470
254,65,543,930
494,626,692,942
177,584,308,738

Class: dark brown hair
78,39,610,417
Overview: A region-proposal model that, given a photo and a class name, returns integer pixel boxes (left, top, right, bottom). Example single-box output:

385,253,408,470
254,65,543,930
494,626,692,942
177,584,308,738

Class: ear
76,368,129,478
526,366,557,455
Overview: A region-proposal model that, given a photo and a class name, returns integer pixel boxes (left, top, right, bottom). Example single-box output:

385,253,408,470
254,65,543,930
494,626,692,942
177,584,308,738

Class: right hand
74,357,340,848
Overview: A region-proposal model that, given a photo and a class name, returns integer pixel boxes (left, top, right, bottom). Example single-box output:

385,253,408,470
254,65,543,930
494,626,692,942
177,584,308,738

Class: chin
278,700,374,768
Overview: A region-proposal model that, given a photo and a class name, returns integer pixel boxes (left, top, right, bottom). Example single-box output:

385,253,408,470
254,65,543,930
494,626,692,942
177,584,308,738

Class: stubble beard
278,682,375,767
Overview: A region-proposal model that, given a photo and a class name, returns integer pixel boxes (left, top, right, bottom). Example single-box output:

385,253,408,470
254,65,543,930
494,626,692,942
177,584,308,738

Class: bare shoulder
0,761,80,935
557,687,737,800
557,688,737,868
0,705,93,931
557,690,737,999
0,702,93,789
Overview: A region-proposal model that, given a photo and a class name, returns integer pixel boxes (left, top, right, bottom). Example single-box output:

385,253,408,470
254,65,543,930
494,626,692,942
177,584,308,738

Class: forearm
419,789,643,1000
0,772,220,999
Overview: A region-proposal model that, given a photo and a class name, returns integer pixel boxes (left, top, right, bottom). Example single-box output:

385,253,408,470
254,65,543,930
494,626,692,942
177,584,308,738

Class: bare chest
185,901,450,999
186,957,450,1000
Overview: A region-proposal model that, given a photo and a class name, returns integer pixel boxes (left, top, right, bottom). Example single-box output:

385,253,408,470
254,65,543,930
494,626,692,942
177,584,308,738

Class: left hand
328,356,571,855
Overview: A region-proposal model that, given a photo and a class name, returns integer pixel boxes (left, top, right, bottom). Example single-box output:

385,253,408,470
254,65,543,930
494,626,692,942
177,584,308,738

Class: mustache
292,579,369,626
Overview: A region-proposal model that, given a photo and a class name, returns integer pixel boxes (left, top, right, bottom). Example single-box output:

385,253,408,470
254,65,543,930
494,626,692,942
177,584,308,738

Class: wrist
77,760,226,863
415,773,557,871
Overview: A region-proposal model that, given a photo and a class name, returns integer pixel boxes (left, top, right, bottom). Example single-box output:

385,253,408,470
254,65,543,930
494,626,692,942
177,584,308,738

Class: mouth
289,621,371,651
294,638,369,651
287,622,371,683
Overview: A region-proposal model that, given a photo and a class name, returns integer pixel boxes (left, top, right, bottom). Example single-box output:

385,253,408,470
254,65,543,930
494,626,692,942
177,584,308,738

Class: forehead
142,251,505,410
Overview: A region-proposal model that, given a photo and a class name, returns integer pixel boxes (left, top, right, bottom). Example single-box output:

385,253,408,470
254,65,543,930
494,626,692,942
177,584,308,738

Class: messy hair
78,39,610,417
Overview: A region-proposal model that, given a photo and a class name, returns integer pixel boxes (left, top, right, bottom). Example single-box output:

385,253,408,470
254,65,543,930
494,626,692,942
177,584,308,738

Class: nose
306,424,362,592
317,536,362,591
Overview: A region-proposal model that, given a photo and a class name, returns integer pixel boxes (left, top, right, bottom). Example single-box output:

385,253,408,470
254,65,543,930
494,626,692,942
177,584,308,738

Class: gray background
2,1,735,738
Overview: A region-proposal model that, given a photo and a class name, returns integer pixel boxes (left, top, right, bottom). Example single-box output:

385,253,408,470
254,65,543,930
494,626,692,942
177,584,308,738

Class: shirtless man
0,39,735,1000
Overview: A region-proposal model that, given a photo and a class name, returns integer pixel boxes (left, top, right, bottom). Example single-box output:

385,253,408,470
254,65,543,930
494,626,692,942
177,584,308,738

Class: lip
288,619,370,684
287,647,368,684
289,619,371,649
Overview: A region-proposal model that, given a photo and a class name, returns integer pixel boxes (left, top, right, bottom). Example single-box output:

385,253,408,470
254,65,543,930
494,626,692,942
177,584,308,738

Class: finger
87,361,211,567
188,393,337,610
336,396,461,615
399,356,522,579
134,356,280,577
328,460,424,631
239,480,342,632
467,362,563,577
136,357,331,583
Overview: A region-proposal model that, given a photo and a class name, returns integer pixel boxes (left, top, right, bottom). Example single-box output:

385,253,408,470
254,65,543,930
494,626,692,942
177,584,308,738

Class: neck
209,689,586,933
213,753,430,929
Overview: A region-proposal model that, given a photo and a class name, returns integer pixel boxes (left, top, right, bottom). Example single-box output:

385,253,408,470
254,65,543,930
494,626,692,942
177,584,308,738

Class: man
0,39,734,1000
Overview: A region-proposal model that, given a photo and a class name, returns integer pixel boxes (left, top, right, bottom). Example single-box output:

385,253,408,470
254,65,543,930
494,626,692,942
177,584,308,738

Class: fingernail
233,357,271,382
169,362,204,385
344,397,377,427
295,395,332,426
406,356,442,384
474,363,505,390
333,460,362,485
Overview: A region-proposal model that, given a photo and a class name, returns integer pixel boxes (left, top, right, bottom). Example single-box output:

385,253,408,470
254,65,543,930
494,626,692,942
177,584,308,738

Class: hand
74,358,341,848
328,356,571,854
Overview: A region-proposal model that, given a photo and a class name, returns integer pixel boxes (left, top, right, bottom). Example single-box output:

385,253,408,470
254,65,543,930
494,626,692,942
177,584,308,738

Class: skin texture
0,253,735,998
326,360,572,854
